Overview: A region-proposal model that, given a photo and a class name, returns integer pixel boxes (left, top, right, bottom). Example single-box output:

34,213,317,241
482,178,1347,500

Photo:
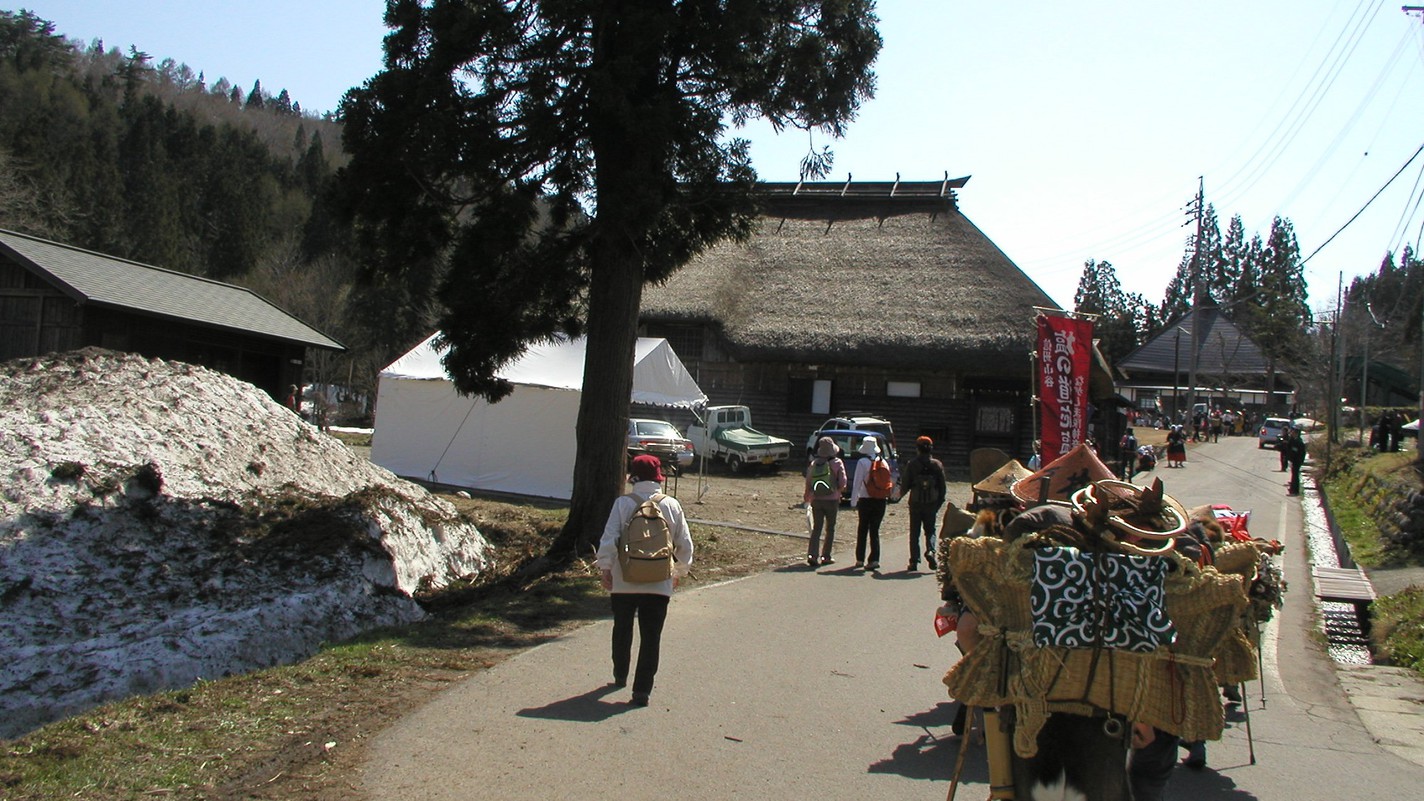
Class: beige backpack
618,493,674,583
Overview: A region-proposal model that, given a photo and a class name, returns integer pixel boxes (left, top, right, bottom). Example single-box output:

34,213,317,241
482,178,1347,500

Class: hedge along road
356,436,1424,800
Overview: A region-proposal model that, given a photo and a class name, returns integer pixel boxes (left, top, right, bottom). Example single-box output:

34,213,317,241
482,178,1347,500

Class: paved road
358,436,1424,800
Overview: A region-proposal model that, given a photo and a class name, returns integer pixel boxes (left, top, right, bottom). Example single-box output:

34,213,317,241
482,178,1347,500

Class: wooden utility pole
1185,178,1205,419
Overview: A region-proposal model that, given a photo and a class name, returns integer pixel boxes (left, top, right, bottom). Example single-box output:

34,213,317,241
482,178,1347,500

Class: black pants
1289,460,1303,494
1129,728,1180,801
855,498,887,564
611,593,669,695
908,503,940,565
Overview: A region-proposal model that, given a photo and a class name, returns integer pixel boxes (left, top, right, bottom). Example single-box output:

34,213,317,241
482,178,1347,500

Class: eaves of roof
0,229,344,352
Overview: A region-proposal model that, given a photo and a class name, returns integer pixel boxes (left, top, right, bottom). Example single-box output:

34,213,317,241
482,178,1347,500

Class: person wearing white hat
849,436,894,571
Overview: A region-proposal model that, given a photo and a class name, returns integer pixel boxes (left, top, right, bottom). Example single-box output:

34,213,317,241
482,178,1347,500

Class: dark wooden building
638,178,1073,476
1116,299,1295,420
0,228,343,400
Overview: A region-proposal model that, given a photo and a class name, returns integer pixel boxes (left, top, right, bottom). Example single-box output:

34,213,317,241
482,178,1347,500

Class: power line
1300,141,1424,266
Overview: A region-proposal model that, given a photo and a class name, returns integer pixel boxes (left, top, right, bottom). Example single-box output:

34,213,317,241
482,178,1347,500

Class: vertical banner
1037,314,1093,464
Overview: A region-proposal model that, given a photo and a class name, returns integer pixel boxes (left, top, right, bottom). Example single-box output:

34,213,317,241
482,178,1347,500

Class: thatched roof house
639,178,1064,473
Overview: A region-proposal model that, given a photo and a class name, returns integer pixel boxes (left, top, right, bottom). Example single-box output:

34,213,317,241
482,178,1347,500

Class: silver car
627,418,695,473
1257,417,1294,449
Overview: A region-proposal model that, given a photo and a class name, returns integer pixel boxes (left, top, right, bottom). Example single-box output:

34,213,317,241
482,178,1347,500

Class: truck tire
727,454,744,474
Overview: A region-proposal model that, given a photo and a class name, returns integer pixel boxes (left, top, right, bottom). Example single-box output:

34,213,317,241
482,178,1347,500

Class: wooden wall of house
0,260,84,360
636,358,1035,480
82,306,302,400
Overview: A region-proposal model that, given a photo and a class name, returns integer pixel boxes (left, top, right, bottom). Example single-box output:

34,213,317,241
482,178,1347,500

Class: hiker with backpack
595,454,694,707
803,436,848,568
849,436,895,572
898,436,946,572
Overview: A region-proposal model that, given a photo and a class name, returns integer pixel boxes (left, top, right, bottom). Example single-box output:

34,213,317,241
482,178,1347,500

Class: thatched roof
640,180,1059,374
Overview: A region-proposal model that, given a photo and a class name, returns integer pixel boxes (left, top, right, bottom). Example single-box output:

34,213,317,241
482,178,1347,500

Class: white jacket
595,480,694,596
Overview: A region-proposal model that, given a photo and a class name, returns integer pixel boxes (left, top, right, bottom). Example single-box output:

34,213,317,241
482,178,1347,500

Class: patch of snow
0,349,491,738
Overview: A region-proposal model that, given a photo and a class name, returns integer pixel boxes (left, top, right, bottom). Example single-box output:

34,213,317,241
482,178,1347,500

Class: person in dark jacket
898,436,946,572
1283,426,1307,495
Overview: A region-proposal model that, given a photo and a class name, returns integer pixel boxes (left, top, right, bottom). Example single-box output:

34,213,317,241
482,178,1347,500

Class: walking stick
1241,683,1257,765
945,706,973,801
1254,617,1267,709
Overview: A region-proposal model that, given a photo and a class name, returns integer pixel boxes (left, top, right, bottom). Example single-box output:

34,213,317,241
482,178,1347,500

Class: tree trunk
550,1,667,556
554,252,643,555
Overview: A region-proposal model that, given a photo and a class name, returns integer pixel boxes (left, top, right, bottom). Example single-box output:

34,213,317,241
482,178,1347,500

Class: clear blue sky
15,1,1424,313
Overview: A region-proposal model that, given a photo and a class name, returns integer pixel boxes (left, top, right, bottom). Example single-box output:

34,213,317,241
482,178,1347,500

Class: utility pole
1185,178,1205,422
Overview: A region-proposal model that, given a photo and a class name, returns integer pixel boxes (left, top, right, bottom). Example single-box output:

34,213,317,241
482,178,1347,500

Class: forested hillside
0,10,428,418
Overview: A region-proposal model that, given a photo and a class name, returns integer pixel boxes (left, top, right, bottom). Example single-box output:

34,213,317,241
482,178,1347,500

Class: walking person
1283,426,1307,496
899,436,946,572
804,436,847,567
1118,427,1138,479
849,437,894,571
595,455,694,707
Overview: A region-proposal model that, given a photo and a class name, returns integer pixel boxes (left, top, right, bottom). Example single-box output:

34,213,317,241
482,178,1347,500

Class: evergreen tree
1238,216,1311,377
0,10,69,71
338,0,880,552
245,79,265,109
1073,258,1143,366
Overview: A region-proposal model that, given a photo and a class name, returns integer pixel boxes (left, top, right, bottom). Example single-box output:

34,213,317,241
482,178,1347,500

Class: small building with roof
0,228,344,400
1115,299,1294,419
638,177,1071,473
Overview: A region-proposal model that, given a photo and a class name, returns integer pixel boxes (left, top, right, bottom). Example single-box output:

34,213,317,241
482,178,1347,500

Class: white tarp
372,335,706,500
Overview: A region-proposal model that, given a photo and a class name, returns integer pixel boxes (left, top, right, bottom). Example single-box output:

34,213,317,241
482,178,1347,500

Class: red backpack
865,458,894,499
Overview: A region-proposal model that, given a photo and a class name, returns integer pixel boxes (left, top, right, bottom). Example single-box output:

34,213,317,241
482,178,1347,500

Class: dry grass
0,494,803,801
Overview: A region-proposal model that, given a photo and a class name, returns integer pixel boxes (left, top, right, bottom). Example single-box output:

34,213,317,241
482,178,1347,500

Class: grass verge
1373,587,1424,675
0,497,803,800
1321,470,1387,567
1317,445,1424,678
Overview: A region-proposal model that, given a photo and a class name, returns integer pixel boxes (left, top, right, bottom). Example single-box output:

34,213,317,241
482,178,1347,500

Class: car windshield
634,421,680,438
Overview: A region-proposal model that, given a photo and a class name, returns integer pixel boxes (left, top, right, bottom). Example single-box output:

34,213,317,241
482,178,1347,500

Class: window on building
887,380,921,398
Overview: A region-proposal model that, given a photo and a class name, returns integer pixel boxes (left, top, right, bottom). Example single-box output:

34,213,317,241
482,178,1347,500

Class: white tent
372,335,706,500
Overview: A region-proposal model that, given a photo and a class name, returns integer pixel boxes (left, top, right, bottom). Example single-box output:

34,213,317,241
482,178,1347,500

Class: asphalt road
357,436,1424,800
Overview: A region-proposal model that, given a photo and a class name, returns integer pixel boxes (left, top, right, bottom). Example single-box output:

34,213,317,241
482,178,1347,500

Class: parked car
627,418,695,473
807,412,896,456
811,429,900,502
1257,417,1295,449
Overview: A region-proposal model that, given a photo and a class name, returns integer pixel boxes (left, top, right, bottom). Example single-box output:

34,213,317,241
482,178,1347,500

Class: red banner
1037,314,1093,464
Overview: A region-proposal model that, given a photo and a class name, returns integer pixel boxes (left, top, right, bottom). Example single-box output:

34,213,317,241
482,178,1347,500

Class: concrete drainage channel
1302,484,1373,665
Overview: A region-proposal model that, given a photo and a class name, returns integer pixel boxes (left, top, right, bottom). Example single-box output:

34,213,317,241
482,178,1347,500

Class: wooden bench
1312,565,1377,636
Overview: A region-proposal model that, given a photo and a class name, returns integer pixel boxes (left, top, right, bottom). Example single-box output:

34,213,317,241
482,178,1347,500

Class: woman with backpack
849,436,895,571
596,454,694,707
804,436,847,567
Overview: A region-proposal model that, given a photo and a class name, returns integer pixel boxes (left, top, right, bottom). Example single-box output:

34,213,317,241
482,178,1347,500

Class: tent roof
381,334,707,408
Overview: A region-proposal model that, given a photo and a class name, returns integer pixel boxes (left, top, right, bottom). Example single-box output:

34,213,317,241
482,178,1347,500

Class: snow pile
0,349,491,738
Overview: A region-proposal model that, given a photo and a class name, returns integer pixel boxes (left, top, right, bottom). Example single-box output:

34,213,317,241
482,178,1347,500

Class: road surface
357,436,1424,799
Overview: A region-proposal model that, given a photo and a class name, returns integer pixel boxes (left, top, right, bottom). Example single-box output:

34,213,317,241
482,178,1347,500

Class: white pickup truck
686,405,793,473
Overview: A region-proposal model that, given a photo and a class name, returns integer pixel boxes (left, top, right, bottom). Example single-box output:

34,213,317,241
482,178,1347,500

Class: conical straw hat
1010,442,1116,505
972,459,1033,497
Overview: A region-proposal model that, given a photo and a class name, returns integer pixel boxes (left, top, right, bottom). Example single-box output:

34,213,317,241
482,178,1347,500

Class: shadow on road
516,684,630,722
